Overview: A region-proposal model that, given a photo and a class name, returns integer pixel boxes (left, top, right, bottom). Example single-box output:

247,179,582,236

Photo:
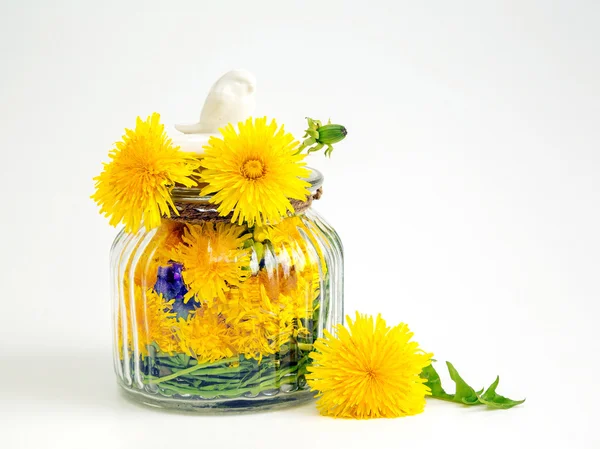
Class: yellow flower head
200,117,311,227
133,220,185,288
172,222,251,305
219,276,293,362
254,216,326,272
119,286,178,357
214,263,318,361
307,313,433,419
176,308,235,363
92,113,200,233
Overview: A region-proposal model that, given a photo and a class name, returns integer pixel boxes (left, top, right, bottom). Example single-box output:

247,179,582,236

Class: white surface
0,1,598,448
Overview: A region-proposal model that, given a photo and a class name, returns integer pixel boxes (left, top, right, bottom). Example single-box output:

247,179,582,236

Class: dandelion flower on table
172,222,251,305
200,117,311,227
92,113,200,233
307,312,433,419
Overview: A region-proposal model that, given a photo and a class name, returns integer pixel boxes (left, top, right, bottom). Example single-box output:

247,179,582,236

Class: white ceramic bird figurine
175,69,256,134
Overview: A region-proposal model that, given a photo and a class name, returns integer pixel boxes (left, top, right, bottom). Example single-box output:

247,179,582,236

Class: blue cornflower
154,262,199,319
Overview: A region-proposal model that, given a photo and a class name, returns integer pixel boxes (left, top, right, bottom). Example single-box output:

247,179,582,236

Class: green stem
149,357,239,384
183,365,253,377
297,343,313,352
429,394,467,405
144,358,311,397
293,146,306,156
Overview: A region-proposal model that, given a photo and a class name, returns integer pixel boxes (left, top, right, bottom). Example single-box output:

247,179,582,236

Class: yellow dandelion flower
278,270,320,322
176,308,235,363
258,267,298,302
200,117,311,227
215,265,318,361
258,266,319,322
92,113,200,233
215,277,287,361
307,313,433,419
119,286,178,357
133,220,185,287
254,216,326,273
172,222,251,305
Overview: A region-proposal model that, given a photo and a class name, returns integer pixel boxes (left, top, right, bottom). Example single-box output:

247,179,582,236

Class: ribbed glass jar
111,169,343,412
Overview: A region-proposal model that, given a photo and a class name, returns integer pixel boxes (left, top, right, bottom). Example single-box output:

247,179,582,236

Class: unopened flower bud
317,124,347,145
298,117,348,157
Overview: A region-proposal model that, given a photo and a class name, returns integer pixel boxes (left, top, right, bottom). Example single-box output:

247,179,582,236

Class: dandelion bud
298,117,348,156
317,124,347,145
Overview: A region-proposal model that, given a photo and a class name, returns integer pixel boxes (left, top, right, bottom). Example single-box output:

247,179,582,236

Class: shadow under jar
111,168,343,412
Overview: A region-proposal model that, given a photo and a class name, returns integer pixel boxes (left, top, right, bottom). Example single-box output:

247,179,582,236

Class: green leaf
421,363,452,400
477,376,526,409
422,361,525,410
446,362,481,405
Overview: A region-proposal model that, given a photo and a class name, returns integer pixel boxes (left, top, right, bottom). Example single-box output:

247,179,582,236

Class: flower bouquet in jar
93,71,346,411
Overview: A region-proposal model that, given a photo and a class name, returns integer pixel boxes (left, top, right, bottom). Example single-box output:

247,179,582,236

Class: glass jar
111,168,343,412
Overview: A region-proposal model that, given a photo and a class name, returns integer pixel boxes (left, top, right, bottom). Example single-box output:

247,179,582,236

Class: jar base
118,383,316,414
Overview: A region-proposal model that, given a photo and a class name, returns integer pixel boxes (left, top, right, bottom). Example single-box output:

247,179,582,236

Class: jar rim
171,167,324,203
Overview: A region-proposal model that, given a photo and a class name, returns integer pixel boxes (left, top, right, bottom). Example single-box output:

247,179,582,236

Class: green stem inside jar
148,356,240,384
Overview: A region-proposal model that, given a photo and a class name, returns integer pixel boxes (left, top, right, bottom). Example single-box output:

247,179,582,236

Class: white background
1,0,598,448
